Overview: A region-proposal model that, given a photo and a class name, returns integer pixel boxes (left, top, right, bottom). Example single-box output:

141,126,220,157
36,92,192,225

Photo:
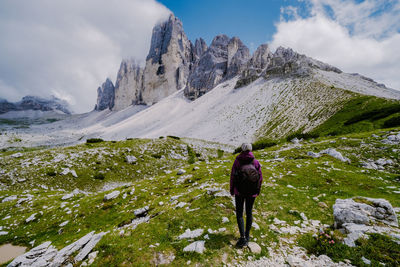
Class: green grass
0,128,399,266
299,233,400,266
310,96,400,137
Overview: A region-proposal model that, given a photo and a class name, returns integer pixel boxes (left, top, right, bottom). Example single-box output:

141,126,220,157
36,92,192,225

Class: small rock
59,220,69,227
307,151,320,158
177,169,186,175
361,256,371,265
222,217,229,223
300,213,308,221
2,195,17,203
134,206,149,217
319,148,350,162
126,155,137,164
183,241,205,254
103,191,120,201
26,213,37,223
178,229,204,239
247,242,261,254
70,170,78,178
175,202,187,208
153,251,175,265
318,202,328,209
61,193,74,200
252,222,260,230
61,168,71,175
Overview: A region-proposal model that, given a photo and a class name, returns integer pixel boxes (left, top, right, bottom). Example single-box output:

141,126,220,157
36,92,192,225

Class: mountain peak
95,78,115,111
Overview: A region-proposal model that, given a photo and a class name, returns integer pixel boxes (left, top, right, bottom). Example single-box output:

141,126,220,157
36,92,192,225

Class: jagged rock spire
142,14,193,105
113,59,143,110
95,78,115,111
184,35,250,100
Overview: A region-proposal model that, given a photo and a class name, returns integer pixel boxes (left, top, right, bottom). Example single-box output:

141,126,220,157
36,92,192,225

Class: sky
0,0,399,113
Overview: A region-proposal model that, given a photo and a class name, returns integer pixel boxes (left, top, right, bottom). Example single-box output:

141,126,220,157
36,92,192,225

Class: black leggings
235,195,255,238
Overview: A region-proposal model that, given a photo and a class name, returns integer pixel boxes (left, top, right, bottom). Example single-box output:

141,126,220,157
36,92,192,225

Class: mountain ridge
95,13,397,114
0,95,71,115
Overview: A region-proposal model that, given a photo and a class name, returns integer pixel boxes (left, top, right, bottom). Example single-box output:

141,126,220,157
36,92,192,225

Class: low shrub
46,168,56,176
252,139,277,151
86,138,104,143
167,135,180,140
217,149,224,158
94,173,105,180
383,115,400,128
187,145,196,164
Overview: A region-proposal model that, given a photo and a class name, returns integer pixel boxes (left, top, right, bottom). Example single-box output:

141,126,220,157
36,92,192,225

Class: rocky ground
0,128,399,266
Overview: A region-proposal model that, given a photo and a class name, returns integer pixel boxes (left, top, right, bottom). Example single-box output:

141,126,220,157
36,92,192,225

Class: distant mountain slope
93,69,400,145
0,96,71,115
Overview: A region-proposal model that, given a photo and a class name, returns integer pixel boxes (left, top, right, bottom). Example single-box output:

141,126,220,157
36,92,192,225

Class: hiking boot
235,237,247,248
245,235,250,245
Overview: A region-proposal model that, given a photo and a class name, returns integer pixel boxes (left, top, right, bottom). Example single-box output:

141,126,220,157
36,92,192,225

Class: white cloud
271,0,400,90
0,0,170,113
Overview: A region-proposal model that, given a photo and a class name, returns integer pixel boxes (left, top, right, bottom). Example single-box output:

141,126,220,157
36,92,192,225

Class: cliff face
184,35,250,100
113,60,143,110
141,14,193,105
95,78,115,111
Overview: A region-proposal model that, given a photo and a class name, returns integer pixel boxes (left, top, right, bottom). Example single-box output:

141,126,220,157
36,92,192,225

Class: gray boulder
8,231,106,266
103,191,120,201
333,197,399,247
247,242,262,254
333,197,398,228
183,240,205,253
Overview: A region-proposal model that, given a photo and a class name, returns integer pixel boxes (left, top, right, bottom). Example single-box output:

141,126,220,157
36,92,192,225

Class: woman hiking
230,143,263,248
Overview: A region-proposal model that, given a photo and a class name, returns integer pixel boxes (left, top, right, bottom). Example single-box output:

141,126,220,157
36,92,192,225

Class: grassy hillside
309,96,400,137
0,128,399,266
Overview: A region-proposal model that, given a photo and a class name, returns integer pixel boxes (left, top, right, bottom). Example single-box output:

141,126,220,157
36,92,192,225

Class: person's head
241,143,252,152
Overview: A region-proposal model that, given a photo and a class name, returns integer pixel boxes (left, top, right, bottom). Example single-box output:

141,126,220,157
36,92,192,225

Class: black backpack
235,159,260,196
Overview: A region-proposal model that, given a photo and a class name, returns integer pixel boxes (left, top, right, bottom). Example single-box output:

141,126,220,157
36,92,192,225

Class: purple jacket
230,151,263,197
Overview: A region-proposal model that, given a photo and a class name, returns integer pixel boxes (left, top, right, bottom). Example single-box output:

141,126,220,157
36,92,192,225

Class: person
230,143,263,248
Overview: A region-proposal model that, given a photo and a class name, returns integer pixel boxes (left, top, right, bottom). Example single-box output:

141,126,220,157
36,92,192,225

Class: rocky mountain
74,13,396,145
0,96,71,115
98,13,397,114
95,78,115,111
113,59,143,110
142,14,193,105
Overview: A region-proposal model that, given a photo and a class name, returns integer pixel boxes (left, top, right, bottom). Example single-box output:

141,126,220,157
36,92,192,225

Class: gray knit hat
241,143,252,152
